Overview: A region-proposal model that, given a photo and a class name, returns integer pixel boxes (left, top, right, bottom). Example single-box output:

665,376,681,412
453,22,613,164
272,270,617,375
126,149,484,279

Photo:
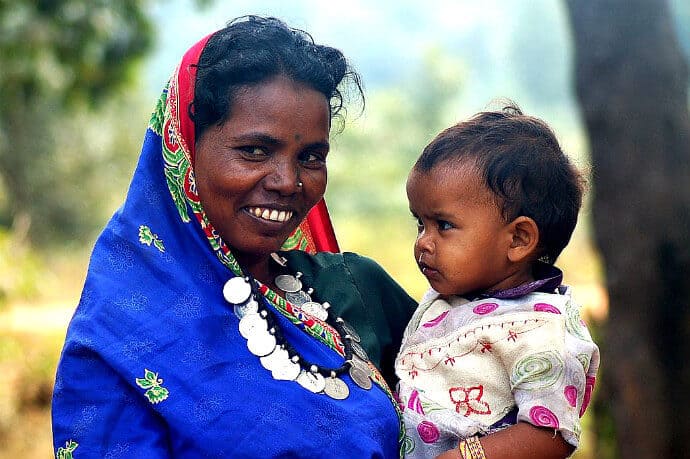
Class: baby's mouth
246,207,294,223
419,262,439,276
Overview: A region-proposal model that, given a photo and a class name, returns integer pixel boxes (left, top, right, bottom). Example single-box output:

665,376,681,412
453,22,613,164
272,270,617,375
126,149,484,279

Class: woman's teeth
248,207,293,222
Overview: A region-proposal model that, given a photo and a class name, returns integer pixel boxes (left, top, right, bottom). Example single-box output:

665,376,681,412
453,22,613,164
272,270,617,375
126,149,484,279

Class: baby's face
407,161,516,297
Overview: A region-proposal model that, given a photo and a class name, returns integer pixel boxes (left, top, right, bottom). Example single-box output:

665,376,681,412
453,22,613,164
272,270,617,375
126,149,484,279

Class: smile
247,207,294,223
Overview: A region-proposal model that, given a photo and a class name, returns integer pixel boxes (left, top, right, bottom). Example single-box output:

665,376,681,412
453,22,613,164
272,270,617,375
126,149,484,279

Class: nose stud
297,181,303,188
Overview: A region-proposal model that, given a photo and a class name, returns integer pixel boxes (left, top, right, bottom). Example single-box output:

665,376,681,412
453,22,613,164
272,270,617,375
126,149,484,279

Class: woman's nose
265,158,300,194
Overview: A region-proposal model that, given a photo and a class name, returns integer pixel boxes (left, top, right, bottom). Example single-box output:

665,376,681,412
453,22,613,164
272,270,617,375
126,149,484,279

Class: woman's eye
238,146,269,160
299,152,327,168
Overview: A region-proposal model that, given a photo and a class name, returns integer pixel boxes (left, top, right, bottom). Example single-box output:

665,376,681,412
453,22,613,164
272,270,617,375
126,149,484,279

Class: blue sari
52,33,415,458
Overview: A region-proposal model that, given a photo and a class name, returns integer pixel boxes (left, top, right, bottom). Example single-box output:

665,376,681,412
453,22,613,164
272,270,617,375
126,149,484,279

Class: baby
395,105,600,459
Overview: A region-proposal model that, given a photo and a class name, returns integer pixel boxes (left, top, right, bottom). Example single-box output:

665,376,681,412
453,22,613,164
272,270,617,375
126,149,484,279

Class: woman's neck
234,253,283,293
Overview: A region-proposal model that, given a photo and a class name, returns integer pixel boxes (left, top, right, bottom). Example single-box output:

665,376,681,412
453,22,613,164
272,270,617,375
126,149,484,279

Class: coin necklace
223,254,374,400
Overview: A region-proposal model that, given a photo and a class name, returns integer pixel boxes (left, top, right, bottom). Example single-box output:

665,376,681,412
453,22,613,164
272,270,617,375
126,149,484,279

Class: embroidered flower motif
422,310,449,328
407,389,425,414
529,405,559,428
136,369,169,404
56,440,79,459
138,225,165,252
473,302,498,315
417,420,440,443
564,385,578,407
449,385,491,416
533,303,561,314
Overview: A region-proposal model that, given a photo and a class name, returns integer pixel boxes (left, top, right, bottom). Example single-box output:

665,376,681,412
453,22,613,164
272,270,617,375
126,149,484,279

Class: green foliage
0,0,152,106
0,0,154,245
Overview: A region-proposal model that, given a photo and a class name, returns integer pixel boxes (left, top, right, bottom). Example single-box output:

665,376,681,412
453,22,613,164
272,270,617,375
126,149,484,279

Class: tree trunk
565,0,690,457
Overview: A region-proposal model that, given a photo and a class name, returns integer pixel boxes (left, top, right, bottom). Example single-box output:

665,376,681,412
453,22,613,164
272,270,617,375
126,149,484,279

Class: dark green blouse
282,250,417,387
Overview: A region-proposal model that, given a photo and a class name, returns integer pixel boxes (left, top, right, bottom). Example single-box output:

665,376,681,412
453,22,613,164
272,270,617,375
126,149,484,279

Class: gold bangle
458,438,471,459
458,436,487,459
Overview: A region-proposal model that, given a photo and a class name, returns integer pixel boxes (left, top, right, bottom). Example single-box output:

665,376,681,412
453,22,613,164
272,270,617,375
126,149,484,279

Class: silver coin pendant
234,299,259,319
323,376,350,400
286,290,311,306
349,364,372,390
246,329,276,357
351,341,369,361
270,358,301,381
223,277,252,304
275,274,302,293
341,321,361,343
259,345,288,371
350,354,371,373
238,313,267,339
296,370,327,393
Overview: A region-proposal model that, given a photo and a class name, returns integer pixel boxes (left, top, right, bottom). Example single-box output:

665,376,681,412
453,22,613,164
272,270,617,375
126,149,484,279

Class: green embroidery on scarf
281,227,308,250
149,84,168,135
136,369,170,404
55,440,78,459
162,140,192,223
138,225,165,252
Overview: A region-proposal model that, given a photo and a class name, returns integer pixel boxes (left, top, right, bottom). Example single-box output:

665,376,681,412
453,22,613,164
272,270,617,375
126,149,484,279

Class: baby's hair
414,103,585,264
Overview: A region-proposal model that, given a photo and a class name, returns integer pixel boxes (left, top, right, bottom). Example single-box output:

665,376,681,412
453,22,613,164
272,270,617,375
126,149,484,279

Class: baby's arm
434,422,573,459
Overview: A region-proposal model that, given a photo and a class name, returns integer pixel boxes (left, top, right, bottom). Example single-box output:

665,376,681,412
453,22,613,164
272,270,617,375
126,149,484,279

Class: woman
52,16,416,458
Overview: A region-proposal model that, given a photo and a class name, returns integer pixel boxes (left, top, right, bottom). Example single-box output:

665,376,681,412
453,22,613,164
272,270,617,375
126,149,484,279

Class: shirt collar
467,262,563,301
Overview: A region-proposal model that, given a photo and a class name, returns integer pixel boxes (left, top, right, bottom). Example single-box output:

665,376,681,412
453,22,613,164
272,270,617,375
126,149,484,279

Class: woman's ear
507,216,540,263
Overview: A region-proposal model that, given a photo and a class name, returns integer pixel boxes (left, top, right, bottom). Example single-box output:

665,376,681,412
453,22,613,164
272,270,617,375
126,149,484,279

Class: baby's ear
507,216,540,263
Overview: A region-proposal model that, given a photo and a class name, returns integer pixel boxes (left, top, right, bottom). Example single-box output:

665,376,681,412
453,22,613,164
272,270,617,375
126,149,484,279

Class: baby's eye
438,220,454,231
414,217,424,233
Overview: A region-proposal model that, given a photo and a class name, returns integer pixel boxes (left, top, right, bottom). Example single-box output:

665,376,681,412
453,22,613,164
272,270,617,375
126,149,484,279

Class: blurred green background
1,1,688,457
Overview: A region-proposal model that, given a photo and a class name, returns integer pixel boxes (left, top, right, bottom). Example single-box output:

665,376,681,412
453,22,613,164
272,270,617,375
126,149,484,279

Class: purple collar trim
468,262,563,301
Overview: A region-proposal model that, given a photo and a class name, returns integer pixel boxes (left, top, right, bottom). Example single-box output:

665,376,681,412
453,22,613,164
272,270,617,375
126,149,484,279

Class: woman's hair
414,103,585,264
190,15,363,140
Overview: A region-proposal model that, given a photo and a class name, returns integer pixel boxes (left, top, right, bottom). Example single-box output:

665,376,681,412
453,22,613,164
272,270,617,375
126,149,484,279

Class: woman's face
194,76,330,267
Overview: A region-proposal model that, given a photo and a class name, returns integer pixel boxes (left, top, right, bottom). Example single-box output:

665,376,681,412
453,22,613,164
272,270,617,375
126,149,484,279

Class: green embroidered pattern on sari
55,440,78,459
139,225,165,252
281,227,308,251
136,369,170,404
149,83,168,135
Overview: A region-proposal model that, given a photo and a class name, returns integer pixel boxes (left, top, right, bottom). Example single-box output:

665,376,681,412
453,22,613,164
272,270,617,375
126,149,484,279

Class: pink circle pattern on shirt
529,405,560,428
564,385,578,407
533,303,561,314
473,302,499,315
